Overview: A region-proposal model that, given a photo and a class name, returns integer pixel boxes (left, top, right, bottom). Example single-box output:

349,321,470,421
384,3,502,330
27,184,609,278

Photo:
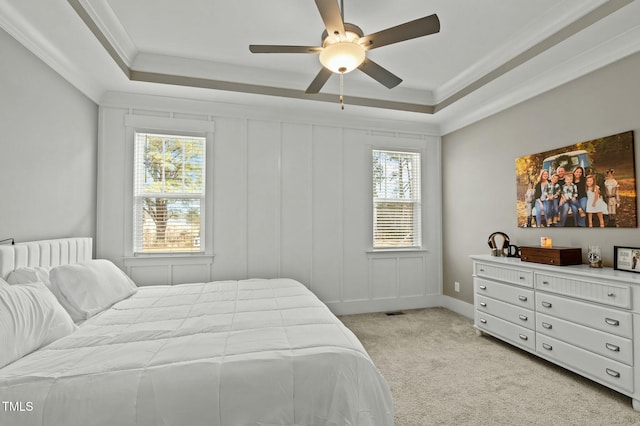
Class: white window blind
372,150,421,248
133,132,206,253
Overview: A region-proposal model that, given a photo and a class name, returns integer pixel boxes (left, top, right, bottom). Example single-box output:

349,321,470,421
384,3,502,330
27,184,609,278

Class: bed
0,238,393,426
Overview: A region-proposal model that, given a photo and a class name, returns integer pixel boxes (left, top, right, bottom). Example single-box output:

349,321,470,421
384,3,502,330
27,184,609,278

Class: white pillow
49,259,137,322
0,282,77,369
7,266,52,289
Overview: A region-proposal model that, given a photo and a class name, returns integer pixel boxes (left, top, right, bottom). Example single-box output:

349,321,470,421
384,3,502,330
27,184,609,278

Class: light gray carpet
339,308,640,426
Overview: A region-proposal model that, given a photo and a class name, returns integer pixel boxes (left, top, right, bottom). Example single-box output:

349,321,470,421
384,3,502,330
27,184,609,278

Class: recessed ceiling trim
67,0,130,77
438,22,640,135
76,0,137,65
63,0,438,113
65,0,634,117
434,0,634,112
66,0,435,114
434,0,607,102
129,70,435,114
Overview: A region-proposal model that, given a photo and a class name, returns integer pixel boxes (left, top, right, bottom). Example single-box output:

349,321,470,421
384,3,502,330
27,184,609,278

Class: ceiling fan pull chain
340,72,345,110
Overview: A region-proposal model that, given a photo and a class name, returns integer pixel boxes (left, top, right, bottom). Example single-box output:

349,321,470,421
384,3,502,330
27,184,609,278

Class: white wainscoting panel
311,125,344,303
399,256,427,297
371,257,398,299
247,119,281,279
210,117,247,280
124,255,214,286
280,122,313,286
97,95,442,314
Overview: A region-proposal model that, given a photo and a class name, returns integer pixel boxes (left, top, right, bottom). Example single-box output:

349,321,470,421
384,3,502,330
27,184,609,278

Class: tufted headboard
0,237,93,280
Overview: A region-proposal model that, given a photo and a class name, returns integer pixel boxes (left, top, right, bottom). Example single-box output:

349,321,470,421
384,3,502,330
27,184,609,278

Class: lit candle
540,237,552,248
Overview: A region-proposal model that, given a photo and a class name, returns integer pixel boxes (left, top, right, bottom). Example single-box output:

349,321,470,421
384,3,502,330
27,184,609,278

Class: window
133,132,206,253
372,150,421,249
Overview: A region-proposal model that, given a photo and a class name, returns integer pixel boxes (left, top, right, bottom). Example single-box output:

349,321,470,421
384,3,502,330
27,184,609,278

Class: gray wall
0,28,98,243
442,51,640,305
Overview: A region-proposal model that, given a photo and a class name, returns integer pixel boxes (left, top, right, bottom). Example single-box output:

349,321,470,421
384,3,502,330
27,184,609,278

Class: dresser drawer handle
541,301,552,309
542,322,552,329
542,343,552,351
479,285,487,290
479,318,487,324
519,314,528,321
480,302,487,307
605,318,620,326
606,343,621,352
518,295,528,302
542,280,550,285
608,292,615,297
519,334,528,341
479,268,485,272
606,368,621,378
519,276,526,280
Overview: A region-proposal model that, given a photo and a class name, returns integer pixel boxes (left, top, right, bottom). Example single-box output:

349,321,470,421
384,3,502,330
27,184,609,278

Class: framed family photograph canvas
614,246,640,273
515,130,637,228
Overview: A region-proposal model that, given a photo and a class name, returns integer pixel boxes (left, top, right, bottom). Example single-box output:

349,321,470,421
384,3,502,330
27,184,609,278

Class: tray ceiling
1,0,639,133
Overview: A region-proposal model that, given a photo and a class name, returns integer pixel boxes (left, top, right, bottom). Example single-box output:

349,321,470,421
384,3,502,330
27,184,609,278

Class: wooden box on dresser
471,254,640,410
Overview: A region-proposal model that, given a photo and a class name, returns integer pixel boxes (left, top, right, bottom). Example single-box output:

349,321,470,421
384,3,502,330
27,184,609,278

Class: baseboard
328,294,442,316
440,295,474,320
328,294,474,319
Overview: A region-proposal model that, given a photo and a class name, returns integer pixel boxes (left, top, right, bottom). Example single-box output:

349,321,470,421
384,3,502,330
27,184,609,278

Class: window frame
133,131,206,254
371,148,423,250
123,115,215,257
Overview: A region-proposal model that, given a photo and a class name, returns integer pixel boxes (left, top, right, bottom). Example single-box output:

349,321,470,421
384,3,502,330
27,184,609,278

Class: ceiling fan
249,0,440,96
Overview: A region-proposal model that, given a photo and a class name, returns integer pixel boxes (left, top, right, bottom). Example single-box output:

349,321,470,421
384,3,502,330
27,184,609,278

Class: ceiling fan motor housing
320,23,365,43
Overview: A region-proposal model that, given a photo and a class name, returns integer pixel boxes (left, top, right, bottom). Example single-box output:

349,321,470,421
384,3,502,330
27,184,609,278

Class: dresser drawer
537,334,633,394
476,295,534,330
535,273,631,309
536,292,632,338
475,278,534,309
476,262,533,287
536,312,632,366
476,311,535,351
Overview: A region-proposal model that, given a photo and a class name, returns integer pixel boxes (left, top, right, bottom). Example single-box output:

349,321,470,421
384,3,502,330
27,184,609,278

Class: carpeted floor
339,308,640,426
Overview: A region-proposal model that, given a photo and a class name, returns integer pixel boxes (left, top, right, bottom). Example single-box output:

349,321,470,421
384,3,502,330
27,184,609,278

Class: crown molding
434,0,609,103
100,91,442,136
75,0,137,66
434,0,634,112
1,0,638,136
439,22,640,135
0,0,104,102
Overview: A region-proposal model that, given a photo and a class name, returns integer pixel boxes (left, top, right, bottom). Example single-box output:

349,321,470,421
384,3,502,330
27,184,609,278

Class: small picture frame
613,246,640,273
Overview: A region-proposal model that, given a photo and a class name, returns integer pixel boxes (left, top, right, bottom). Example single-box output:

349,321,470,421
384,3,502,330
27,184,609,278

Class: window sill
123,253,215,266
366,248,429,255
128,252,211,258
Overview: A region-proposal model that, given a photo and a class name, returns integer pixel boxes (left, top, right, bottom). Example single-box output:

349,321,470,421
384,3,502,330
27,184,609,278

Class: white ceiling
1,0,639,133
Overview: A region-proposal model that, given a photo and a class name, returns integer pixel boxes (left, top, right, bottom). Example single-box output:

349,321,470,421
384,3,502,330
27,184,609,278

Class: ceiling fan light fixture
249,3,440,94
319,41,365,74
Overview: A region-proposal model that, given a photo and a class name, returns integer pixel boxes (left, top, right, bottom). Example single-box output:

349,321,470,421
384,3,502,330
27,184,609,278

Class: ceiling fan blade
305,67,333,94
314,0,345,37
358,57,402,89
360,14,440,51
249,45,322,54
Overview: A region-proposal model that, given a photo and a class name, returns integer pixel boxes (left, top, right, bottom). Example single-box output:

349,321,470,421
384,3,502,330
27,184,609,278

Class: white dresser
471,254,640,409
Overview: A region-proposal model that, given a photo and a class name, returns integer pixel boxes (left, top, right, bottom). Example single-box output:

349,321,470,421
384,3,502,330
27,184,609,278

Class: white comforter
0,278,393,426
